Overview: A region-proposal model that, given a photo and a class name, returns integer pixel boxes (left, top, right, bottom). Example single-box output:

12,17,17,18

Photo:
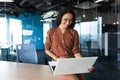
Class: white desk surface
0,61,61,80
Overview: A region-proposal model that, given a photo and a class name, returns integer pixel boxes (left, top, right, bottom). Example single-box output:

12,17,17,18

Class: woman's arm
74,53,82,58
45,50,58,61
45,29,58,61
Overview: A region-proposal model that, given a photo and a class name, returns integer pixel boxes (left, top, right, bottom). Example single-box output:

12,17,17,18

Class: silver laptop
48,57,98,76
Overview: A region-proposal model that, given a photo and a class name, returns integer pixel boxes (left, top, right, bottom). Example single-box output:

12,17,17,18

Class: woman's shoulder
47,27,58,35
69,28,78,33
48,27,56,32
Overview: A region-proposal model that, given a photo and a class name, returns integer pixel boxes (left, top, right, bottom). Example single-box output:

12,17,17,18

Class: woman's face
60,13,73,28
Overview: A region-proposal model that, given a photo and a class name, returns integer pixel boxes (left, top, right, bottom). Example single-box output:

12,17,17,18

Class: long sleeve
72,30,80,54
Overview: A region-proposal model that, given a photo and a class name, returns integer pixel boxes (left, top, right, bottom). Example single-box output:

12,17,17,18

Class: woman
45,7,91,80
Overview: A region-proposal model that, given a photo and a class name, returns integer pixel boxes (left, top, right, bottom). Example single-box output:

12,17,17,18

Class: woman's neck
58,26,66,34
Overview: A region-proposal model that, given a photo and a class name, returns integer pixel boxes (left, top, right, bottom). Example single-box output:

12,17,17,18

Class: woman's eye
64,19,67,21
64,19,72,22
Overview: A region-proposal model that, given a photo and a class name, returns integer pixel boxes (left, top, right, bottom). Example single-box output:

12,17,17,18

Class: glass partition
74,17,102,56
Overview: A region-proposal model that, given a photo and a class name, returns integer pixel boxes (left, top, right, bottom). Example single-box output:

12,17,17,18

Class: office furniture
16,44,38,64
37,50,51,65
0,61,61,80
86,41,101,56
1,48,10,61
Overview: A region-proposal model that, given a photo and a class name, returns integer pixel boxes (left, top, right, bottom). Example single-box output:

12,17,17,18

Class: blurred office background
0,0,120,80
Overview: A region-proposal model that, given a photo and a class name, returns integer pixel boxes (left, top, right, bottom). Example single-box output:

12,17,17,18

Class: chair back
86,41,100,56
16,44,38,64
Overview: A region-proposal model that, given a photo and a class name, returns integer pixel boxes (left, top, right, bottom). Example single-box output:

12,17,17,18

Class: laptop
48,56,98,76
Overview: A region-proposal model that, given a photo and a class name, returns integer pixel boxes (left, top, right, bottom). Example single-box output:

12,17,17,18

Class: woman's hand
87,67,94,72
59,56,66,59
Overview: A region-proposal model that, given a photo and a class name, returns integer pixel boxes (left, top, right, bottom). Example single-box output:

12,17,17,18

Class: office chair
16,44,38,64
86,41,101,56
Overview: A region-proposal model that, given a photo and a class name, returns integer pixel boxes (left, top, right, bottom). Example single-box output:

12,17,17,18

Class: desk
0,61,61,80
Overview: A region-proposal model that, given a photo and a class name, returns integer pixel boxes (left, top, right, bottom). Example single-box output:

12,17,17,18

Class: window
0,17,8,48
9,18,22,49
43,22,52,44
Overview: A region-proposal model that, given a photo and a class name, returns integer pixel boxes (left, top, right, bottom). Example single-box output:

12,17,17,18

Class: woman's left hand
87,67,94,72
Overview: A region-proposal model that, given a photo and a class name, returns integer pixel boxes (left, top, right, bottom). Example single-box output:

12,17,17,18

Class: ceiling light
95,17,98,20
95,0,108,3
0,0,14,2
41,11,58,19
113,22,116,25
83,14,86,17
117,22,119,24
74,1,101,9
95,0,104,3
103,24,105,26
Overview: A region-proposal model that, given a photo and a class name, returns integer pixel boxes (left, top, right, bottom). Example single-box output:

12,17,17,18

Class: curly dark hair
56,6,76,28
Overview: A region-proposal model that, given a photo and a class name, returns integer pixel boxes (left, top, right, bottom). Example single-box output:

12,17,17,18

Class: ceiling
0,0,117,16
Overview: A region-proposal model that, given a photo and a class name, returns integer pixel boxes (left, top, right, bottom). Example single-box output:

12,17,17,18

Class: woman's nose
66,21,71,25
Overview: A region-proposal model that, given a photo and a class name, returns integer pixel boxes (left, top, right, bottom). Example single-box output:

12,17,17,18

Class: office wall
8,13,44,50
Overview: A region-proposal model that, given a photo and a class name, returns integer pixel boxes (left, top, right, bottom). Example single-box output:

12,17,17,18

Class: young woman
45,7,92,80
